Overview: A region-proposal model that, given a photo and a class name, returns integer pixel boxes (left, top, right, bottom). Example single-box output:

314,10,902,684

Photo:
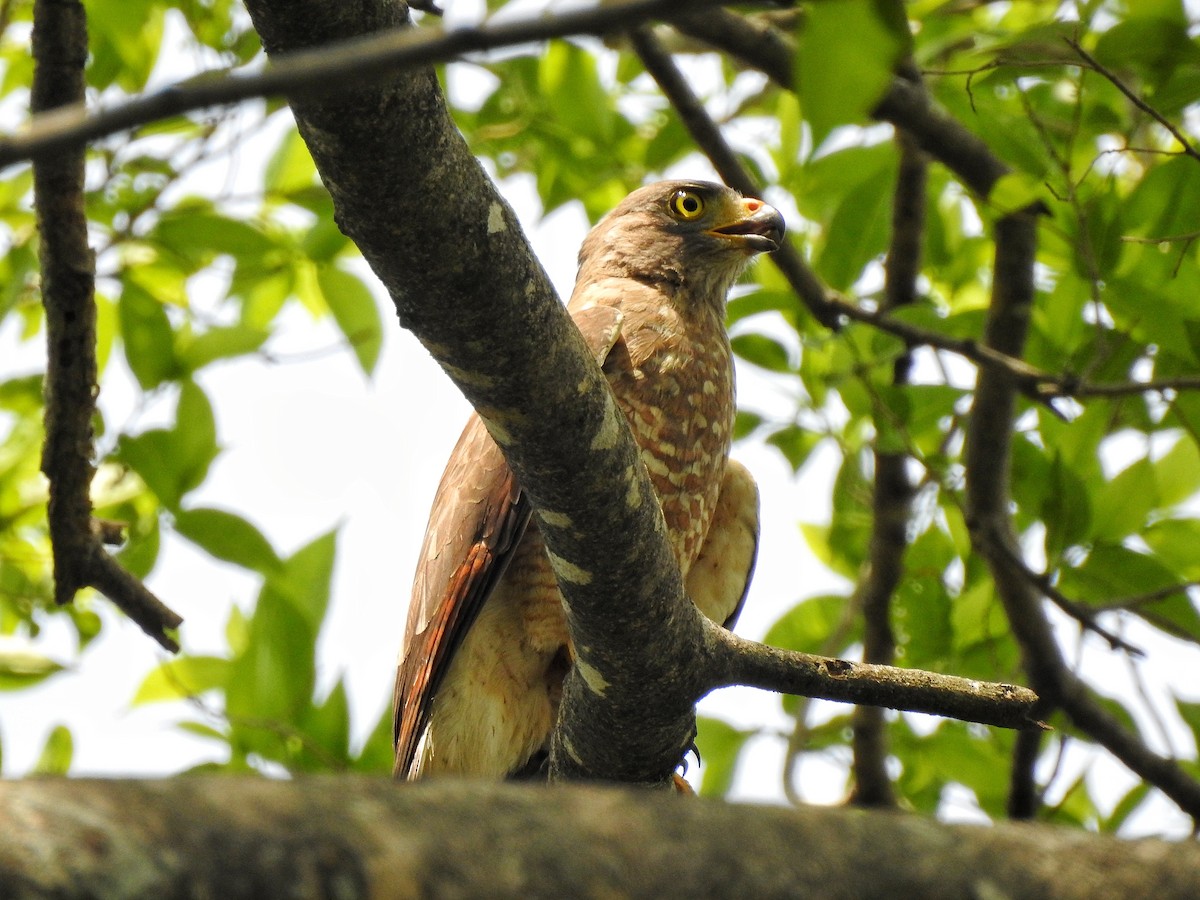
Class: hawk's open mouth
710,205,786,253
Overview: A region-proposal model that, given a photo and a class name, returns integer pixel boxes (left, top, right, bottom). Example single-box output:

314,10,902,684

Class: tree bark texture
1,778,1196,900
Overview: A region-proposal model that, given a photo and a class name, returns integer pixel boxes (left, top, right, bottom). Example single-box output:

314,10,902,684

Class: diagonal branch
32,0,181,651
241,0,1050,786
671,9,1008,196
1064,38,1200,165
964,210,1200,821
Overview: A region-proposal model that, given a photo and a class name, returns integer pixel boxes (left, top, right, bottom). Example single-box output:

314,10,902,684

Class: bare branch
850,126,927,808
963,209,1200,819
32,0,181,651
2,0,750,172
708,625,1045,732
672,9,1009,196
1002,546,1146,657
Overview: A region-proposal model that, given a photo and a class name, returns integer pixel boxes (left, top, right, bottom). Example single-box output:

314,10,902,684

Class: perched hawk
393,181,783,780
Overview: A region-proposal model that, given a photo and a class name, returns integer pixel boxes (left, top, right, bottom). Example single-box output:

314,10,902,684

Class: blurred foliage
1,0,1199,837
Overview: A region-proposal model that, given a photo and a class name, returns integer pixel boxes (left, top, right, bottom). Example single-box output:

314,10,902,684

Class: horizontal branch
707,625,1046,732
3,778,1197,898
0,0,743,170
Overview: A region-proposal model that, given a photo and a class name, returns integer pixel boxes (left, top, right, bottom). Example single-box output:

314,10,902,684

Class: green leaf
133,656,230,704
987,172,1046,215
316,266,383,376
265,129,318,197
731,333,792,373
1090,458,1159,542
225,531,337,726
815,165,894,291
538,42,613,145
1102,782,1152,834
225,582,314,726
766,424,822,472
32,725,73,775
119,283,178,389
116,381,218,510
1060,544,1178,606
1143,518,1200,579
695,716,755,798
174,507,281,575
733,410,763,441
174,380,219,493
117,429,187,510
300,679,351,765
176,325,270,373
353,703,398,774
797,0,905,147
270,530,338,634
0,647,64,691
764,594,852,655
155,211,276,266
1041,454,1092,560
1154,436,1200,507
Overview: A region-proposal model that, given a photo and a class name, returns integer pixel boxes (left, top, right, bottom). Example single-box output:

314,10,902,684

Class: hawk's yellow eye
669,190,706,220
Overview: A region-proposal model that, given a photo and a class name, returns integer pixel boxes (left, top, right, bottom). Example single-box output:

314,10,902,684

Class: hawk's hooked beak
709,199,786,253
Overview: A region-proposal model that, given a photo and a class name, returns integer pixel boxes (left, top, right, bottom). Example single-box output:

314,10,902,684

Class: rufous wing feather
392,304,625,778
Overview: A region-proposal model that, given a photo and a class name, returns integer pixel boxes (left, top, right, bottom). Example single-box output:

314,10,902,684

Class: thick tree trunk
0,778,1195,899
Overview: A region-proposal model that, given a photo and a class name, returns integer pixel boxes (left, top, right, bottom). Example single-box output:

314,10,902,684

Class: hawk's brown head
576,180,786,307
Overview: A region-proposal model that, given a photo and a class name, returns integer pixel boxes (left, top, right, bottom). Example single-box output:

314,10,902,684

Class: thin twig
1065,38,1200,165
1097,580,1200,612
1123,230,1200,244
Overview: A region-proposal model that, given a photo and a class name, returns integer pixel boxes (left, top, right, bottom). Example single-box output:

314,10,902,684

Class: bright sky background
1,1,1196,837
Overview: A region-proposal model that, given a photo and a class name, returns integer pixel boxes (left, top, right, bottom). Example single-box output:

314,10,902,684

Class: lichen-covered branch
4,778,1197,899
707,625,1043,732
32,0,181,651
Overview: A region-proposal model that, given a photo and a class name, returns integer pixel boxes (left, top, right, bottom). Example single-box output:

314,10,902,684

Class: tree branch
4,778,1198,899
707,625,1044,732
664,5,1200,822
239,0,1051,786
32,0,181,651
1064,37,1200,165
672,9,1009,196
239,0,733,787
964,210,1200,820
1,0,748,172
850,126,926,808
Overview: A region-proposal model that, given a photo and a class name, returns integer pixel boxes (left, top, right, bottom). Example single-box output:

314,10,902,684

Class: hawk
393,181,783,780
